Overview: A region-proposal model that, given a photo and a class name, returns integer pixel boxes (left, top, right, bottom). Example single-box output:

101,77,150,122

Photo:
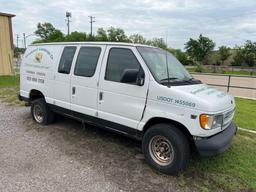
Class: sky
1,0,256,50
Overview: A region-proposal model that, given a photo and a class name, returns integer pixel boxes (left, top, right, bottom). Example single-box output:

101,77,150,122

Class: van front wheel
31,98,55,125
142,123,190,175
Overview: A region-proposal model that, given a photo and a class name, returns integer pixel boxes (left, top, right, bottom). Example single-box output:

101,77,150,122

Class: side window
74,47,101,77
105,48,142,84
58,46,77,74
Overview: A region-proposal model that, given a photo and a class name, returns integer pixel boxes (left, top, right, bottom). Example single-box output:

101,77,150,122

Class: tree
107,27,129,42
47,30,65,42
185,34,215,64
232,46,244,66
129,34,147,44
232,41,256,67
65,31,87,42
96,28,108,41
170,49,191,65
243,40,256,67
218,46,231,65
147,38,167,49
34,22,64,43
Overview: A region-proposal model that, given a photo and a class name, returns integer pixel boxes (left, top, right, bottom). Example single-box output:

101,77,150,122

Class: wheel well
143,117,195,149
29,89,45,101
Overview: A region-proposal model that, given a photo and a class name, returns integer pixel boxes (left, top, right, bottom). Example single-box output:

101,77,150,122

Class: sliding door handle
72,86,76,95
99,92,103,101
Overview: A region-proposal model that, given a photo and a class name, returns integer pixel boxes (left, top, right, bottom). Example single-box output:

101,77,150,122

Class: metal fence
192,73,256,99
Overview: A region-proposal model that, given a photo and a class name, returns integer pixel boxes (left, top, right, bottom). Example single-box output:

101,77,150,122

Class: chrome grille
222,108,235,129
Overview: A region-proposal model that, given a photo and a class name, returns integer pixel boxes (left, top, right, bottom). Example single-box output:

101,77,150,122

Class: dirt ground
0,102,196,192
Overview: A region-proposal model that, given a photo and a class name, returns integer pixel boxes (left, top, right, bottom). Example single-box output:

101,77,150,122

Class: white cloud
1,0,256,49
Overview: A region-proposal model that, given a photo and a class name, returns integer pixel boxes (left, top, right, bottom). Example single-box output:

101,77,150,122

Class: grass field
188,130,256,191
0,75,256,191
0,75,19,87
234,98,256,130
0,75,22,106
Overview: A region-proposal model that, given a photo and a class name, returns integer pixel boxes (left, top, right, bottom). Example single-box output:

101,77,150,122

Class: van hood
173,84,235,112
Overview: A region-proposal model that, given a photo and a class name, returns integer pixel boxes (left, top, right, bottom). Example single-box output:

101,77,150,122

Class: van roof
30,41,155,48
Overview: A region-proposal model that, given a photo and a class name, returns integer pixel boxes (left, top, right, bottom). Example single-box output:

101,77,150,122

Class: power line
88,16,96,37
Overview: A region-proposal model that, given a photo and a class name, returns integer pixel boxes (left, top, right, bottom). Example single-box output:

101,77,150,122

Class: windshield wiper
183,77,194,82
181,77,201,84
160,77,178,82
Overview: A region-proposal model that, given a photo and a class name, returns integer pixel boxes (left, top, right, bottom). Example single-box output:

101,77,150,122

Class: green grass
0,75,19,87
185,130,256,191
234,98,256,130
0,75,22,106
224,71,255,76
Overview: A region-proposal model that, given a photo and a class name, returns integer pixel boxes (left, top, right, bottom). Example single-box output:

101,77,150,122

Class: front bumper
194,122,237,156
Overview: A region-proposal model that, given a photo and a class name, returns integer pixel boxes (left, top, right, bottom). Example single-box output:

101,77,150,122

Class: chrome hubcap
149,135,174,166
33,104,44,123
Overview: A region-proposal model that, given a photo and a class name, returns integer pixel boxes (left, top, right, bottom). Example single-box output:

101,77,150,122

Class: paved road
0,102,193,192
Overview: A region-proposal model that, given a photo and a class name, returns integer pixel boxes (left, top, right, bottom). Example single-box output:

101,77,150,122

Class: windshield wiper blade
160,77,178,82
184,77,194,82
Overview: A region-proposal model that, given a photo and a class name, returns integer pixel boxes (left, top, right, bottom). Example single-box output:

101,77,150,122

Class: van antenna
165,31,170,87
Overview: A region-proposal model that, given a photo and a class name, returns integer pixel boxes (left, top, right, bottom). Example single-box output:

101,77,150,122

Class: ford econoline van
19,42,237,174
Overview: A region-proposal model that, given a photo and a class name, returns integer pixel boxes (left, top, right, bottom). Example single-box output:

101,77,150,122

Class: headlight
200,114,223,130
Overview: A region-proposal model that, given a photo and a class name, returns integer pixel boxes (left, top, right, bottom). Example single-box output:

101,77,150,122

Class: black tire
142,123,190,175
31,98,55,125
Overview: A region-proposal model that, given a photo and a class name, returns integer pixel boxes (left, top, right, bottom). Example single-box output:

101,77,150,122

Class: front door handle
72,86,76,95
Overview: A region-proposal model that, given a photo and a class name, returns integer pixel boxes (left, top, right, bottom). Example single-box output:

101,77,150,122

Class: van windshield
137,47,195,85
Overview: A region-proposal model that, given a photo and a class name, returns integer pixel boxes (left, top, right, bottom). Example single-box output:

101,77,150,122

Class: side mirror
120,69,145,86
120,69,139,84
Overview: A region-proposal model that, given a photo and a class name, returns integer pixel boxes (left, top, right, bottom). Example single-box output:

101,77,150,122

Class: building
0,12,15,75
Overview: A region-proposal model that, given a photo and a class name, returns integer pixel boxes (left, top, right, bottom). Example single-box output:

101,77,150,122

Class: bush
195,64,204,72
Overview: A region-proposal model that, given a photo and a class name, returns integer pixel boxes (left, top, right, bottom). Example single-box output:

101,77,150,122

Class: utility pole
66,12,72,35
16,34,19,48
23,33,26,49
88,16,95,37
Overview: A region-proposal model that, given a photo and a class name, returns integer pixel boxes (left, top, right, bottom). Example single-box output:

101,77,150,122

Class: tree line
32,22,256,67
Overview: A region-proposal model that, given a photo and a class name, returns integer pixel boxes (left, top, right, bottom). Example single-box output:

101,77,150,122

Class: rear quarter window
74,47,101,77
58,46,77,74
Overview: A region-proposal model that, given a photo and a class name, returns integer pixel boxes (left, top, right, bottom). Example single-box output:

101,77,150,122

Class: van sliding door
70,45,106,117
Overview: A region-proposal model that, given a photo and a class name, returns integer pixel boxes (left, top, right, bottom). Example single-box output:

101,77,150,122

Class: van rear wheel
142,123,190,175
31,98,55,125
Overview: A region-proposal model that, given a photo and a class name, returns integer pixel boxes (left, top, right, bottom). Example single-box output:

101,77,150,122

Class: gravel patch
0,102,194,192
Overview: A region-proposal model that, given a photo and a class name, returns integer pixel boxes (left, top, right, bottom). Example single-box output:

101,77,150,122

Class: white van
19,42,237,174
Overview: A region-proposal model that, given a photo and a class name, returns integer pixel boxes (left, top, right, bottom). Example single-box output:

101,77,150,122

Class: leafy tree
65,31,87,42
171,49,191,65
218,46,231,65
232,41,256,67
129,34,147,44
14,47,25,58
185,34,215,64
34,22,64,43
47,30,65,42
96,28,108,41
107,27,129,42
243,40,256,67
147,38,167,49
232,46,244,66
